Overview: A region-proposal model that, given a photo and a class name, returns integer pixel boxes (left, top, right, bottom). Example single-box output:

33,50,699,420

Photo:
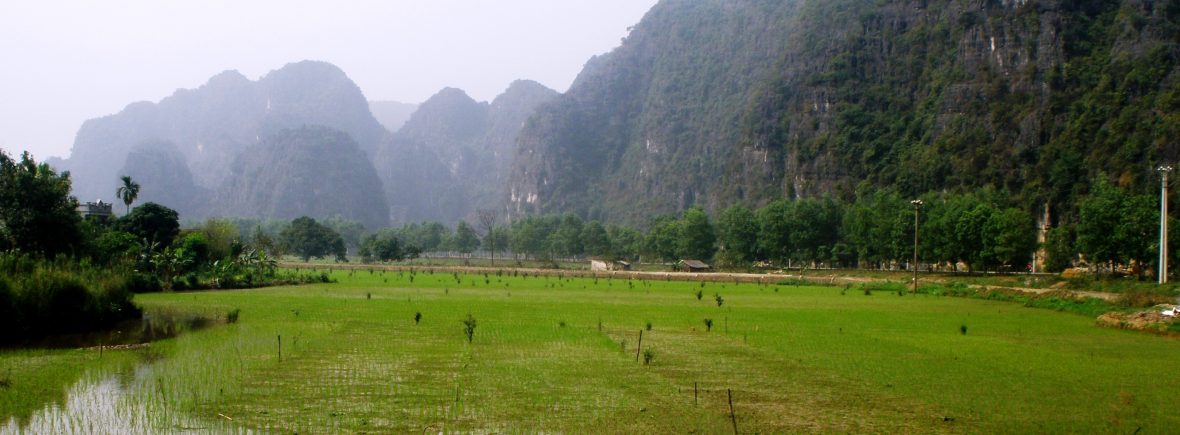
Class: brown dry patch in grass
1097,307,1178,335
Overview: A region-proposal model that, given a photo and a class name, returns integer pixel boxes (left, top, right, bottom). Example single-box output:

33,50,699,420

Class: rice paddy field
3,268,1180,433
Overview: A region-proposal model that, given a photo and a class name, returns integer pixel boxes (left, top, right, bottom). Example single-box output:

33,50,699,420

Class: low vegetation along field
3,269,1180,433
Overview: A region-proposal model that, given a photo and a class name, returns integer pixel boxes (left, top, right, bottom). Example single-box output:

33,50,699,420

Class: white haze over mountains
0,0,658,160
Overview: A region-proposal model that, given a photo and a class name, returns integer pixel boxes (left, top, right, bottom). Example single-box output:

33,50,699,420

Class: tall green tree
510,215,558,259
842,190,907,268
581,220,611,258
679,207,716,261
984,207,1036,270
359,229,404,263
643,215,682,262
118,202,180,249
757,199,793,264
451,221,480,255
322,216,366,254
1117,193,1159,275
0,150,83,256
1042,225,1076,273
280,216,346,262
717,204,759,264
1077,178,1130,271
607,224,642,261
552,213,585,257
116,175,140,215
789,198,843,265
956,202,995,271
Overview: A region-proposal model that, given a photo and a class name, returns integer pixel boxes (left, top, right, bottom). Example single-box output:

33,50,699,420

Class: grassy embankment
4,269,1180,432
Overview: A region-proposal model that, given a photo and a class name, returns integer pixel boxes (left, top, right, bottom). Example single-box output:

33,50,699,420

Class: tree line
340,181,1172,277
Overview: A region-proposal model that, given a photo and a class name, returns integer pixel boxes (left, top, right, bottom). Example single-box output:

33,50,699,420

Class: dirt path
280,262,1122,301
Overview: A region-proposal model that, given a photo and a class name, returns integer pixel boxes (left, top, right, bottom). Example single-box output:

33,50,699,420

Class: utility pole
1160,166,1173,284
911,199,923,293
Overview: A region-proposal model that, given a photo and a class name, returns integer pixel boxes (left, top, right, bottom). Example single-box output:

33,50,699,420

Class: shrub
642,347,656,365
414,312,422,324
226,308,241,324
1114,291,1175,309
123,272,160,293
714,293,724,307
704,318,713,332
0,254,141,344
462,313,477,343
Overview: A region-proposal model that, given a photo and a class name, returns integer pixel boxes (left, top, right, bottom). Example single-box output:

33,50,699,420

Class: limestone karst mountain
58,60,386,216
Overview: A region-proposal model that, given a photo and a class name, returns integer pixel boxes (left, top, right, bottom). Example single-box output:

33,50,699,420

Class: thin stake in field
728,388,738,434
635,330,643,362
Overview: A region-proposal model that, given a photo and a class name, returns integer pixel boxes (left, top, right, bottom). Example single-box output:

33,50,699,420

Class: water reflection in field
0,364,245,434
0,312,245,434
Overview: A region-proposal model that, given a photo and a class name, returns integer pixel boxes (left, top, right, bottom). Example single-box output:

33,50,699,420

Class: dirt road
280,261,1123,301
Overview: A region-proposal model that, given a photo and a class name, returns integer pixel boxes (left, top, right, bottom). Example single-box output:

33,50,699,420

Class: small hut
679,259,712,272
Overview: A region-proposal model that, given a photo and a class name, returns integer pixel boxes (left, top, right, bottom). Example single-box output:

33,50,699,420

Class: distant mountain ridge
58,60,387,216
53,60,555,227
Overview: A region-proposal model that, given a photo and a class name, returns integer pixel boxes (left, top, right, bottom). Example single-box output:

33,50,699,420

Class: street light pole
911,199,924,293
1160,166,1173,285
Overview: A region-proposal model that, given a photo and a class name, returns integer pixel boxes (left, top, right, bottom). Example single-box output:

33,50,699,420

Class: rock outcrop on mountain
376,81,558,224
508,0,1180,224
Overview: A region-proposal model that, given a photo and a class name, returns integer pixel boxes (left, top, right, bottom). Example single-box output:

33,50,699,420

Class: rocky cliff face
118,141,209,218
509,0,1180,224
59,60,387,211
377,81,558,224
216,126,389,229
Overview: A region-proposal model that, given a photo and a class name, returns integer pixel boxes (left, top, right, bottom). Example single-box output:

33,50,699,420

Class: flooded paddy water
1,311,242,434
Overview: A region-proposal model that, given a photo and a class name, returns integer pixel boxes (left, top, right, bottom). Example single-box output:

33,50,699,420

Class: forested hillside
509,0,1180,226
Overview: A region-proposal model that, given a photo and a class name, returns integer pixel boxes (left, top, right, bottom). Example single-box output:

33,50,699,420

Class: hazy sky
0,0,658,160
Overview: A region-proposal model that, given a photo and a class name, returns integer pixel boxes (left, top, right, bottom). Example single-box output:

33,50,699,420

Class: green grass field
4,269,1180,433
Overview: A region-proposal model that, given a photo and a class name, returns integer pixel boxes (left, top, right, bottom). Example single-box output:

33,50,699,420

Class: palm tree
116,175,140,215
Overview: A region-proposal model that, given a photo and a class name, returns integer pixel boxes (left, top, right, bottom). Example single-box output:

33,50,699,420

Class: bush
0,278,14,336
0,254,141,344
123,272,160,293
462,314,477,343
1114,291,1175,309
